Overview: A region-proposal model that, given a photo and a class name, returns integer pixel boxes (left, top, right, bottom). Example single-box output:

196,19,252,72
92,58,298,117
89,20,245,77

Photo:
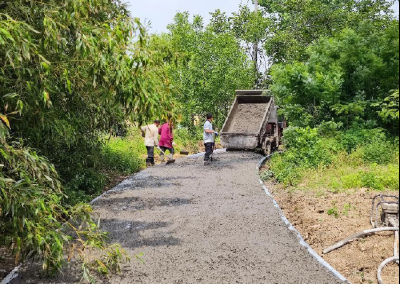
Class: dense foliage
0,142,129,280
0,0,174,196
266,125,399,192
260,0,395,63
152,12,256,130
0,0,172,278
271,21,399,132
256,1,399,192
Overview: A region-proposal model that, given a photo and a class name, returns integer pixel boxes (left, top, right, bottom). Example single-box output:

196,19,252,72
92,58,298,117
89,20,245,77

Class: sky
125,0,399,33
124,0,251,33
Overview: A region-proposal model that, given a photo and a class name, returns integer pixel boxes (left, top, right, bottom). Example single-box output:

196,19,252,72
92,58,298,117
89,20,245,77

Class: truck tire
263,142,272,156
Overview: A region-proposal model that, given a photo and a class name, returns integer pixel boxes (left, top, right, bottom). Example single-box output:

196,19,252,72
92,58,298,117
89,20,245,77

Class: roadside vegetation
0,0,174,280
258,4,399,281
263,126,399,193
263,14,399,194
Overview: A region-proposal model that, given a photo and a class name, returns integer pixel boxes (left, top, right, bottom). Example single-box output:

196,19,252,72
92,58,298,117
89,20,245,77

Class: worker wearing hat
141,119,161,167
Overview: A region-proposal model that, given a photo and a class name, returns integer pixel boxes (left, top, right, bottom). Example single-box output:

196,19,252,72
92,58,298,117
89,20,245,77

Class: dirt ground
267,182,399,284
0,248,15,280
226,104,267,134
11,152,345,284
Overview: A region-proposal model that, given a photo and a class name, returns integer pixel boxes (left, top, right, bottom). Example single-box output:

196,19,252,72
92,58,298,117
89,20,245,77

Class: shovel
157,147,176,165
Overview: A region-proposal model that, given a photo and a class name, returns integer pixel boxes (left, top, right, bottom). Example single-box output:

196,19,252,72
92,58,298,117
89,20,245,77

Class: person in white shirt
203,113,219,166
141,119,161,167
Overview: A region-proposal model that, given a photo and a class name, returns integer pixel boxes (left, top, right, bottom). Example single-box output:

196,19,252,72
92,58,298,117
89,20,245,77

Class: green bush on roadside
266,125,399,191
260,170,275,182
0,142,128,280
62,129,146,205
65,169,107,204
174,126,203,154
102,131,146,174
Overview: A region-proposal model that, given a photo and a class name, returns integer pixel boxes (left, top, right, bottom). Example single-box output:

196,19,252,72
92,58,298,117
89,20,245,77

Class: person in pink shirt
158,118,175,162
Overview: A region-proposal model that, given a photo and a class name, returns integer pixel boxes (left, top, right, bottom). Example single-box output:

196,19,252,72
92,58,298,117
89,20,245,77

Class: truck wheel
263,142,272,156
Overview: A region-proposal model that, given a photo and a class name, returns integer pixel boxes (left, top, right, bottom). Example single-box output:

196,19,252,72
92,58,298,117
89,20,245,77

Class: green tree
0,0,174,194
271,20,400,131
230,5,271,85
260,0,395,64
0,0,175,278
163,12,256,129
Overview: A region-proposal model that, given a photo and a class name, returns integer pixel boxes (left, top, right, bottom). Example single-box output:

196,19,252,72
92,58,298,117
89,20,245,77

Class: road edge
258,155,352,284
0,266,21,284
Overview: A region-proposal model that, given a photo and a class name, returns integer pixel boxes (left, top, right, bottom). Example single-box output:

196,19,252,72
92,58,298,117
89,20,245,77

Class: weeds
327,203,354,218
174,127,203,154
102,129,146,174
264,126,399,193
0,142,129,281
342,203,353,216
327,207,340,218
260,170,275,182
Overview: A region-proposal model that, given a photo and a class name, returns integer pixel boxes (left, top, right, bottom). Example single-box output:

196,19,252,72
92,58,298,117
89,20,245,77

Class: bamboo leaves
0,27,14,43
0,0,163,279
0,113,10,128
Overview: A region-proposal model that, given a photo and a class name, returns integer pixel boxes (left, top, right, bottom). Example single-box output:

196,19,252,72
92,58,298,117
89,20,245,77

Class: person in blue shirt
203,113,218,165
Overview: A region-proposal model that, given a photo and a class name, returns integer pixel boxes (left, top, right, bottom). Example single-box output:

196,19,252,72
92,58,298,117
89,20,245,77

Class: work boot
211,156,219,162
146,158,152,167
151,158,155,166
168,154,174,161
160,154,165,163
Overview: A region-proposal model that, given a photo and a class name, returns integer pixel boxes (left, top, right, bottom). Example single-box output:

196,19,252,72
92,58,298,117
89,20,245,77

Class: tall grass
102,129,146,174
263,126,400,193
64,129,146,204
299,152,399,192
174,126,204,154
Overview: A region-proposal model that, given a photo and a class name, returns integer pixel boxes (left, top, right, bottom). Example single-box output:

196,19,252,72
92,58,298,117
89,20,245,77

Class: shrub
65,169,107,204
341,173,363,189
361,139,398,164
260,170,275,182
267,126,399,191
269,154,305,186
174,126,203,154
338,126,389,153
318,121,343,137
381,164,400,190
269,127,333,185
0,142,128,279
102,132,145,174
361,171,384,191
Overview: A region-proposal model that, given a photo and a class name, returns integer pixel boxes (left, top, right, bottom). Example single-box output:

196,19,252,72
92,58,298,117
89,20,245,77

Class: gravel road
12,152,345,284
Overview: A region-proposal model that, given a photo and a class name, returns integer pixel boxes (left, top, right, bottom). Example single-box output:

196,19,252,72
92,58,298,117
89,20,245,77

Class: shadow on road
100,219,182,249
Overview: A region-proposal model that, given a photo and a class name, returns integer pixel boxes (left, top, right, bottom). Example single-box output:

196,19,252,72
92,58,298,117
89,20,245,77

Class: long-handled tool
157,147,176,165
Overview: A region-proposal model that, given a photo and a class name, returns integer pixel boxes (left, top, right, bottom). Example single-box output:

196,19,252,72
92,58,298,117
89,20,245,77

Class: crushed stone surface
12,152,345,284
226,104,267,134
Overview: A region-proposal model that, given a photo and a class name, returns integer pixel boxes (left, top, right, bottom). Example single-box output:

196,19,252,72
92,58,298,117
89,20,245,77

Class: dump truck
220,90,285,155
